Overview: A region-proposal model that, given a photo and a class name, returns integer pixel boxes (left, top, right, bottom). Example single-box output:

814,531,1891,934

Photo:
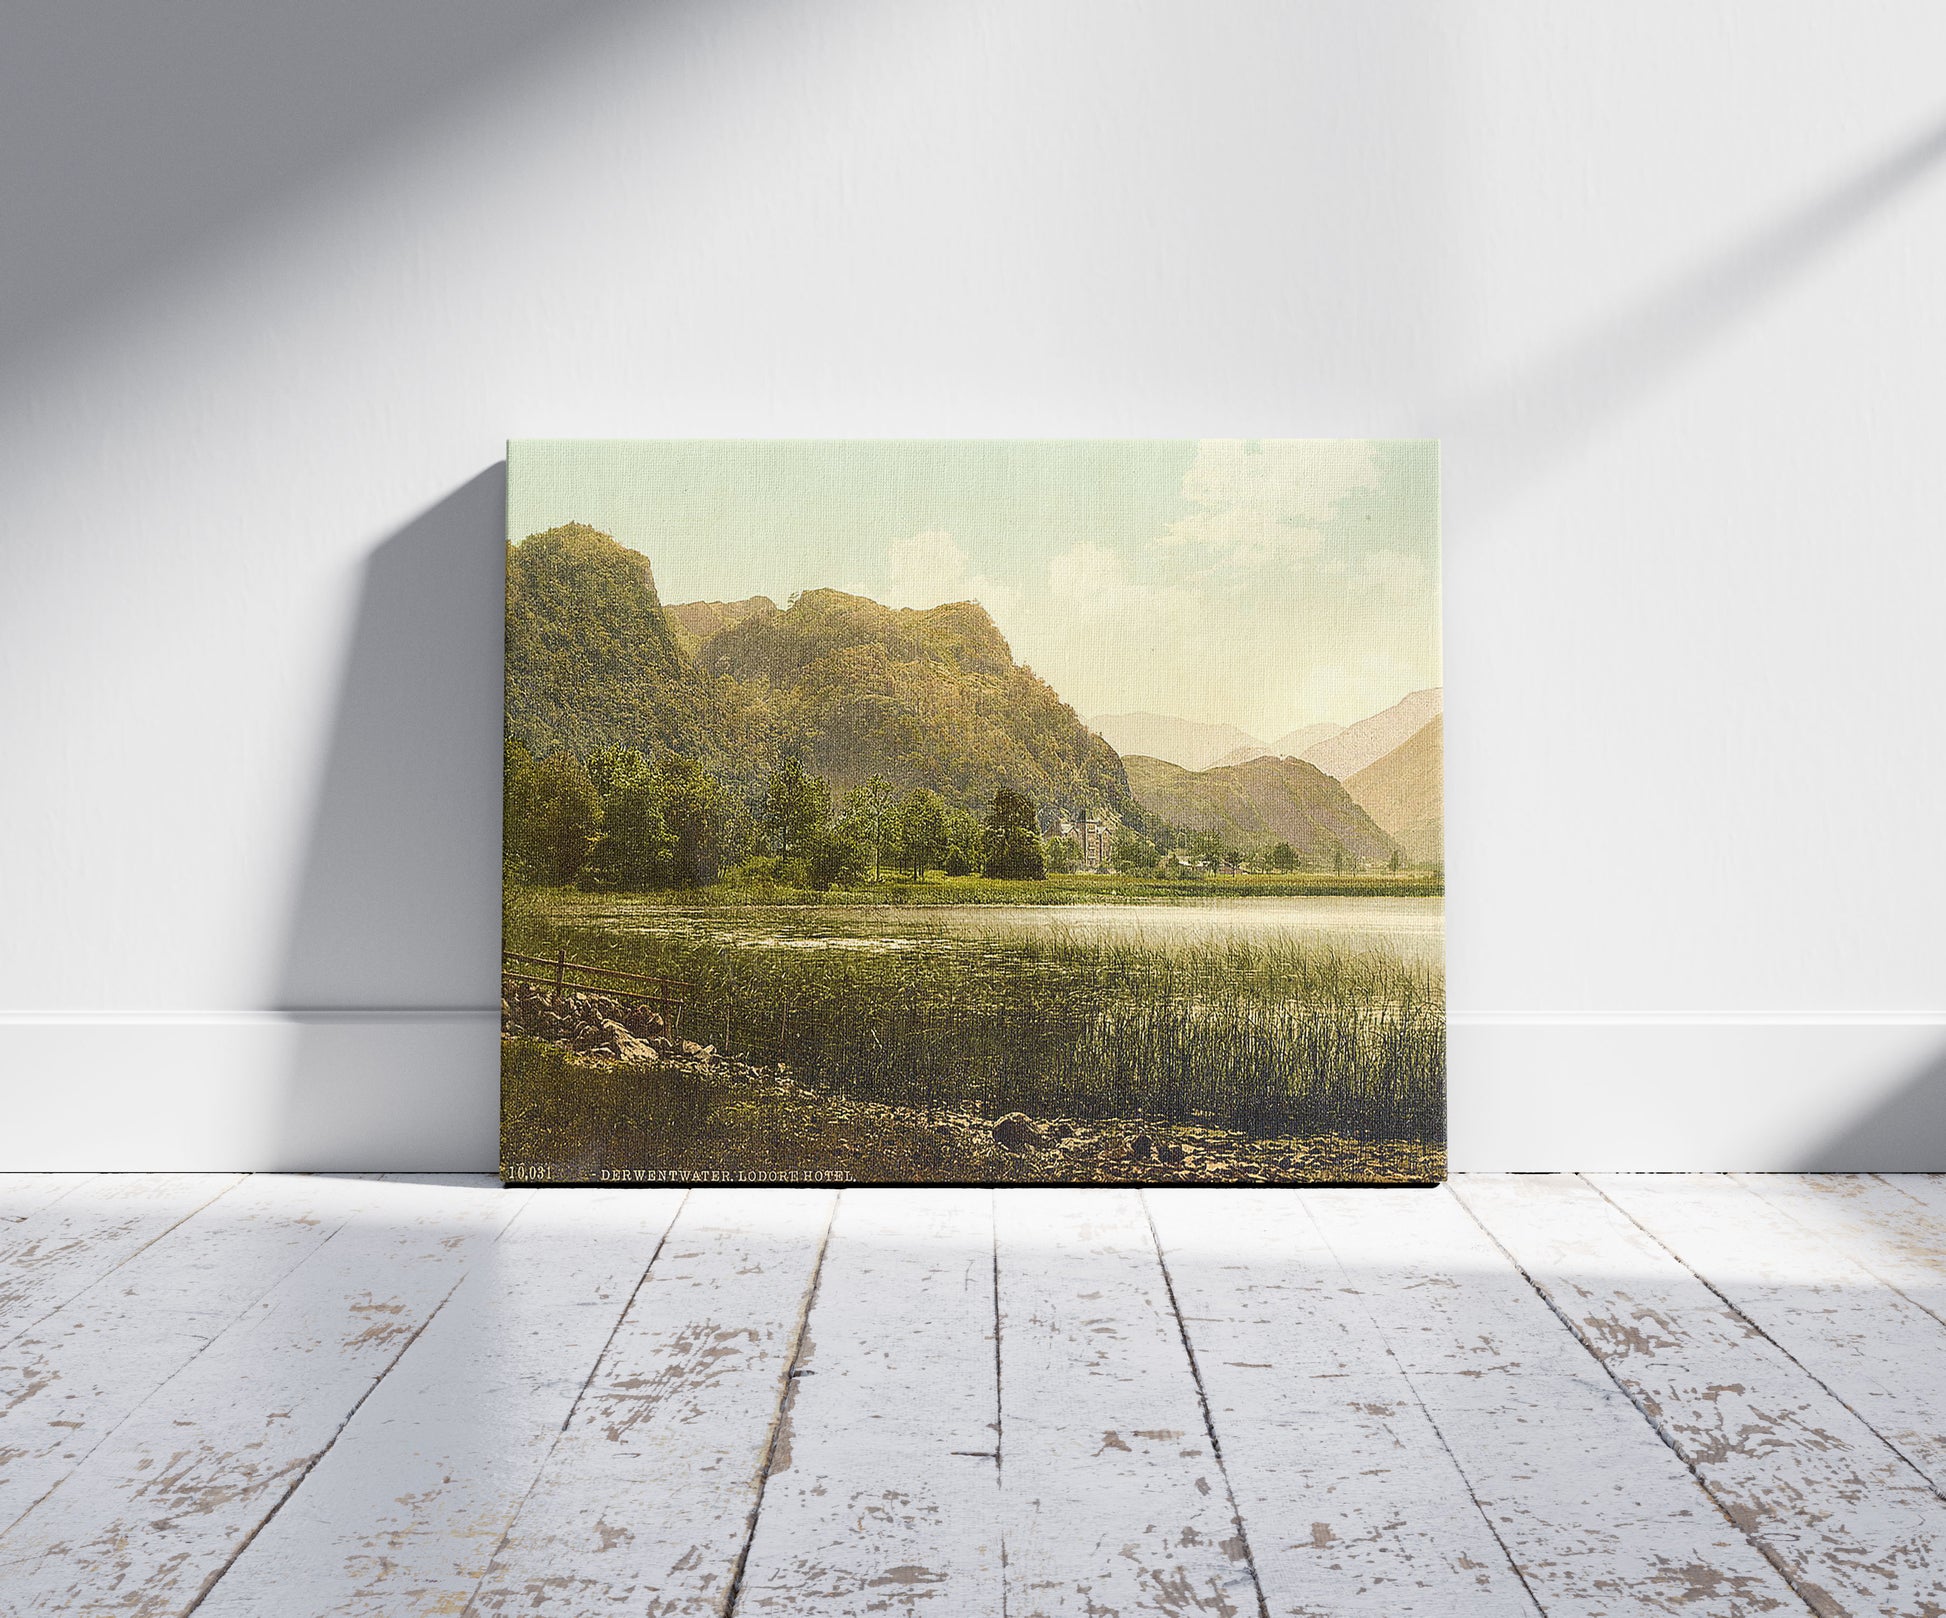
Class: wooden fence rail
501,948,690,1036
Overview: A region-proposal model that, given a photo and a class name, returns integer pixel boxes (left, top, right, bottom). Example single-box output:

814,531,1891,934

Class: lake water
573,895,1444,966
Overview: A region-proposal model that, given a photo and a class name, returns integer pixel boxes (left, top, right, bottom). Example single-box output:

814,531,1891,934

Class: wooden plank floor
0,1177,1942,1616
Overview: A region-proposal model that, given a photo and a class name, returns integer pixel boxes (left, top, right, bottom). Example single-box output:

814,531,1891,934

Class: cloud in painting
1017,541,1257,726
1046,542,1199,645
882,529,1021,623
1163,439,1384,563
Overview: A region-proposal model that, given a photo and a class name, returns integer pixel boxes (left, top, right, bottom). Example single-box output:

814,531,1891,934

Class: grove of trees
505,739,1386,893
506,742,1070,893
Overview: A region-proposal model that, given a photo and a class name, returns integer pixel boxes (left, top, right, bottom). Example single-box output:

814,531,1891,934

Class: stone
992,1112,1043,1151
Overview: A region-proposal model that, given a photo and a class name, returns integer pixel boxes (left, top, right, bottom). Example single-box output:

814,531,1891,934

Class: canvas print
501,440,1443,1185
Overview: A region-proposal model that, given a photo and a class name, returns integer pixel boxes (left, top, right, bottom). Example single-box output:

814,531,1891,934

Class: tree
942,804,984,874
503,737,540,882
1332,848,1346,875
520,751,601,884
806,818,870,889
580,778,675,891
657,756,735,884
1268,841,1299,872
1109,829,1157,874
1042,834,1081,874
844,773,899,880
893,788,949,878
982,788,1046,880
1388,847,1402,873
762,757,828,858
587,744,651,799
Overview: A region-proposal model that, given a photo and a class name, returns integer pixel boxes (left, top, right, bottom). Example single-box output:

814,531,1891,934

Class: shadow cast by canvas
270,467,507,1170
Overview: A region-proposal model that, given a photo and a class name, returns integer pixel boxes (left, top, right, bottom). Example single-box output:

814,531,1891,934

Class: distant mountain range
1088,712,1264,773
1345,715,1442,865
1114,692,1444,866
1103,691,1440,783
1297,688,1442,781
1122,754,1397,865
1210,721,1345,769
1271,721,1348,758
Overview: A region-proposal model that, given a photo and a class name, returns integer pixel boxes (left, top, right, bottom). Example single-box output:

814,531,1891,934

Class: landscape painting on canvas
501,440,1443,1185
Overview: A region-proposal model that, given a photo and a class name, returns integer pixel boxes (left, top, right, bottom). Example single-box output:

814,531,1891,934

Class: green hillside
700,589,1134,819
1124,753,1397,864
505,524,754,778
507,527,1132,823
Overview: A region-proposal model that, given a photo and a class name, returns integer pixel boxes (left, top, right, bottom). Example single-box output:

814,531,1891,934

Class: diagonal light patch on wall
1442,110,1946,518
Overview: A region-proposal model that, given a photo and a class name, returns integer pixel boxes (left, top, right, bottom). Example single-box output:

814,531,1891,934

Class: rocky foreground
503,975,716,1064
501,979,1442,1185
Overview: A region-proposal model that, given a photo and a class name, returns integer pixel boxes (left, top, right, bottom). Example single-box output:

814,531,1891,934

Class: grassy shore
505,887,1445,1173
524,867,1442,912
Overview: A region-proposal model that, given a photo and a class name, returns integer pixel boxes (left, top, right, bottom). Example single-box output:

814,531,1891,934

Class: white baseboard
0,1013,499,1172
1448,1016,1946,1171
0,1014,1940,1172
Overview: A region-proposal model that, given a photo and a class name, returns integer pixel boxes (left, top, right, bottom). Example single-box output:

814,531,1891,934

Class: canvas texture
502,440,1443,1185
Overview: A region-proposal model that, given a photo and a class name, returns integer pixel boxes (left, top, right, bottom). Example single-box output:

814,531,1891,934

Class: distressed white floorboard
1594,1173,1946,1499
0,1173,244,1348
0,1174,404,1535
0,1175,525,1616
1878,1175,1946,1218
1460,1174,1946,1617
464,1188,837,1616
995,1188,1260,1618
1734,1175,1946,1326
733,1189,1002,1615
0,1174,96,1223
1308,1186,1805,1616
1146,1188,1538,1617
194,1186,686,1618
11,1175,1945,1617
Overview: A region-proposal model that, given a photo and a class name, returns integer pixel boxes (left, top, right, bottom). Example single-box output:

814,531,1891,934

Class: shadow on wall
272,467,507,1172
0,0,642,378
1796,1046,1946,1173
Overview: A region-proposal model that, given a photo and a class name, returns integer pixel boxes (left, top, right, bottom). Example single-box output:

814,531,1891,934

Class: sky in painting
507,439,1439,739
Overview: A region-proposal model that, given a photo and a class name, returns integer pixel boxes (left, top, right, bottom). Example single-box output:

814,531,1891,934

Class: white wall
5,1,1943,1171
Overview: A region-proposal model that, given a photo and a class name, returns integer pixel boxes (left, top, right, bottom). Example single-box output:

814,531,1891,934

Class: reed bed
513,916,1445,1144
